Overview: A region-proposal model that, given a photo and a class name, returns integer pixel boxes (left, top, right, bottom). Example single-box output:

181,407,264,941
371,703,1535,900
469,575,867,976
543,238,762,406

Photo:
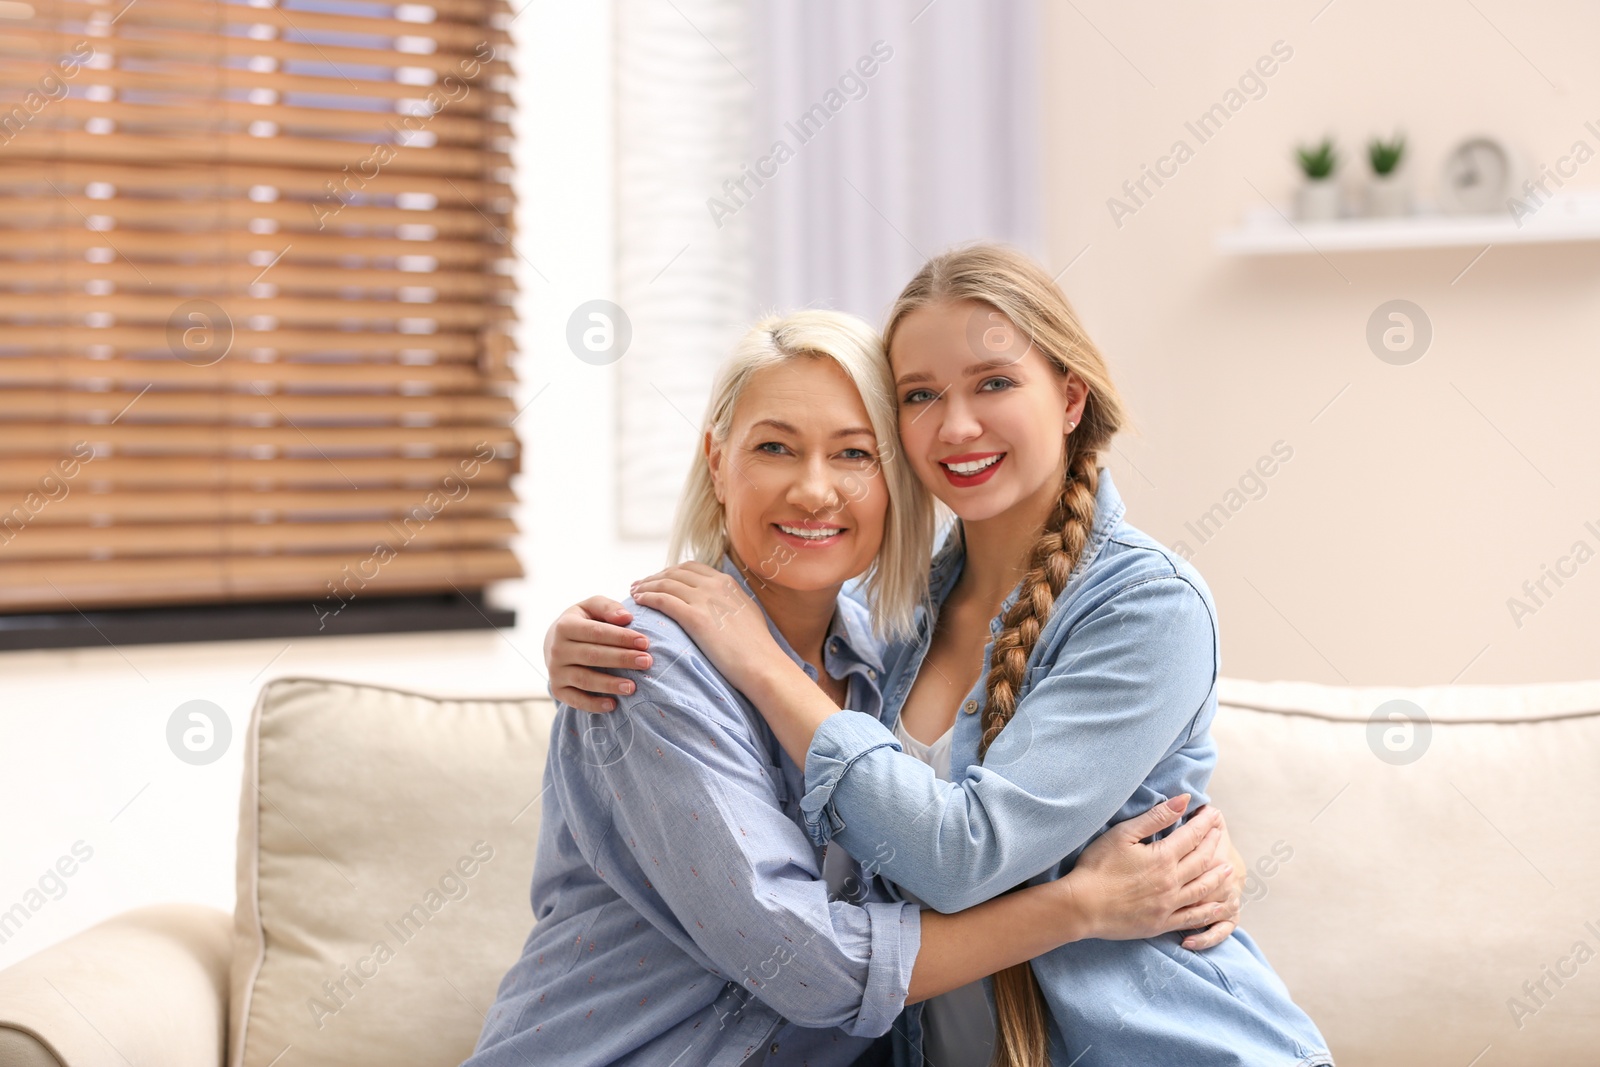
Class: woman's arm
626,564,847,762
543,596,1240,951
568,616,909,1036
912,793,1232,1000
544,571,1245,945
571,614,1231,1034
804,574,1222,914
633,564,1229,917
541,574,815,728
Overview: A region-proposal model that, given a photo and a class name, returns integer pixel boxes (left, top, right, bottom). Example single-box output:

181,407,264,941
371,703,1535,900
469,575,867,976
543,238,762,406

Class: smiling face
706,355,889,593
890,298,1088,522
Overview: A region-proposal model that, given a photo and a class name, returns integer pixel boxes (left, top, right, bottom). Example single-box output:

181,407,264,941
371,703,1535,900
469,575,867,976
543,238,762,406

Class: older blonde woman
467,309,1241,1067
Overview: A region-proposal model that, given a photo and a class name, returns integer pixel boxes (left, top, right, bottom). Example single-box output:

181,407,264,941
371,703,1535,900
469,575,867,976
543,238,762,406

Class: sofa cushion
1210,678,1600,1067
229,678,555,1067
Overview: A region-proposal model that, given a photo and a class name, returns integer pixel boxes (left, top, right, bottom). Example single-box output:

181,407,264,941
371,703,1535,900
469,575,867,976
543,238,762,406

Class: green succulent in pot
1294,136,1341,221
1364,131,1411,217
1368,133,1406,176
1296,137,1338,180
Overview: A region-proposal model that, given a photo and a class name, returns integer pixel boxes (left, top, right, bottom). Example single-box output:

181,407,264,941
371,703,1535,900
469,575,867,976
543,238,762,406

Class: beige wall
1040,0,1600,685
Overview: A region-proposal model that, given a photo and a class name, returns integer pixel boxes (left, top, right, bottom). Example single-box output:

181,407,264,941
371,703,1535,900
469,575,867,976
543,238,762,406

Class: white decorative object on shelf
1438,135,1519,215
1296,180,1341,221
1365,173,1411,218
1215,191,1600,254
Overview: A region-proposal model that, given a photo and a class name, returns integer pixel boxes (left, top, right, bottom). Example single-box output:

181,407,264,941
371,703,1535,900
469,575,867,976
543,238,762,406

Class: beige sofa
2,675,1596,1066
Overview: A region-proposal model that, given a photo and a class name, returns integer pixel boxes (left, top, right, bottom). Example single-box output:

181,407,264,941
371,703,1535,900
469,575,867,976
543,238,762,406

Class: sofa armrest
0,904,232,1067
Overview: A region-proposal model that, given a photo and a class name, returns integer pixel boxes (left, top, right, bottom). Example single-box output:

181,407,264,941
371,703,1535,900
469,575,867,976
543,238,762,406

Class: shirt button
963,699,978,714
770,1043,780,1054
867,668,877,680
828,639,839,654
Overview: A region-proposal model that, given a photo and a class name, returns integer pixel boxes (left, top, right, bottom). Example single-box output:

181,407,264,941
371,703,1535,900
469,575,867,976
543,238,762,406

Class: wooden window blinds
0,0,522,622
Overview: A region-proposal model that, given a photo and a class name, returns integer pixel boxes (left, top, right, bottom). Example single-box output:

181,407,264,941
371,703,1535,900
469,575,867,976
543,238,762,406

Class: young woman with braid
545,245,1331,1067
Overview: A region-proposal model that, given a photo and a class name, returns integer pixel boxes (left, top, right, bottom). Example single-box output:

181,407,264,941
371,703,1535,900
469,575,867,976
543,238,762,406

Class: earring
1066,420,1077,432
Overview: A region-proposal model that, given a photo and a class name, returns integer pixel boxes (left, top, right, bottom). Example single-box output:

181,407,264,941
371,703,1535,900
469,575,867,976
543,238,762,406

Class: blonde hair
885,244,1129,1067
667,309,934,641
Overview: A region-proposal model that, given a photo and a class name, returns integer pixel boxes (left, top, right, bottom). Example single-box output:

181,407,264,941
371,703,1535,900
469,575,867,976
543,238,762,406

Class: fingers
562,622,654,667
1186,802,1231,842
1226,842,1248,902
1176,858,1235,910
571,615,650,652
632,590,697,626
632,562,731,597
552,685,620,714
631,591,690,621
1168,896,1227,932
1170,827,1224,886
578,595,634,627
632,565,704,592
632,577,696,601
1109,793,1190,843
554,665,637,699
1156,804,1222,857
1182,920,1236,952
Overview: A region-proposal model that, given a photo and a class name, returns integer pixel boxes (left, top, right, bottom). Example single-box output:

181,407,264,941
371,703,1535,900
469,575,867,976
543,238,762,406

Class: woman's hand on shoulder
630,561,788,693
544,596,654,713
1062,795,1241,950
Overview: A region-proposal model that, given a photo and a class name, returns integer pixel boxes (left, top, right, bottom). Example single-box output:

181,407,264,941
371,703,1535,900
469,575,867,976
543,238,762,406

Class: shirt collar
924,466,1127,627
715,554,884,676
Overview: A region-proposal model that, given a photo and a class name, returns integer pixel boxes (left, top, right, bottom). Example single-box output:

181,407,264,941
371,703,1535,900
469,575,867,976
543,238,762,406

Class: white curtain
748,0,1043,323
614,0,1041,539
614,0,754,540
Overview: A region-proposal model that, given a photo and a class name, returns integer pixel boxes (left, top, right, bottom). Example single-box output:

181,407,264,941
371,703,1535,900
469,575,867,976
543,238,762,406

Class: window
0,0,521,645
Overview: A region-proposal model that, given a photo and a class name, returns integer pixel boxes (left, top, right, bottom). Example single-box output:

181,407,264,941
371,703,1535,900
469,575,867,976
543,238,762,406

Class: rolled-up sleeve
796,574,1218,914
569,627,920,1036
799,713,905,846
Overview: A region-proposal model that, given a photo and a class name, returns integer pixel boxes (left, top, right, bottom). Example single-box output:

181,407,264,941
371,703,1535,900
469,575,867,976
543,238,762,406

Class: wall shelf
1215,192,1600,255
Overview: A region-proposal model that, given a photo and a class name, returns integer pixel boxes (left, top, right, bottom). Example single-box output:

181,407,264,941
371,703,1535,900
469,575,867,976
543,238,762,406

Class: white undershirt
891,714,998,1066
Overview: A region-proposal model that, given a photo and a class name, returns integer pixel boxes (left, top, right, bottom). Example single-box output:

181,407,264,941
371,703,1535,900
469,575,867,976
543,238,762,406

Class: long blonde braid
978,447,1100,759
884,243,1128,1067
979,447,1099,1067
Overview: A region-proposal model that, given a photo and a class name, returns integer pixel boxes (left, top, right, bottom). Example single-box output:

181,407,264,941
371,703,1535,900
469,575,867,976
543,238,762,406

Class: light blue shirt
813,470,1334,1067
464,556,917,1067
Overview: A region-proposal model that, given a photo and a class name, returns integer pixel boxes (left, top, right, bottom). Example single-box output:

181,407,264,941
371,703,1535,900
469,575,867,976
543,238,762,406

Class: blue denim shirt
463,556,918,1067
813,470,1333,1067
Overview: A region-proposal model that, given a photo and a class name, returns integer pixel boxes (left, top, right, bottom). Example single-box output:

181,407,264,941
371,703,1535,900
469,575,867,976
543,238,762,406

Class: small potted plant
1365,132,1409,217
1295,137,1340,221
